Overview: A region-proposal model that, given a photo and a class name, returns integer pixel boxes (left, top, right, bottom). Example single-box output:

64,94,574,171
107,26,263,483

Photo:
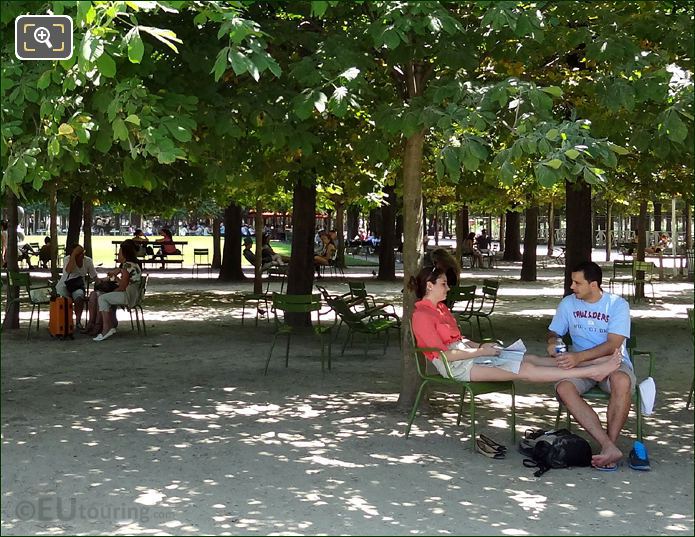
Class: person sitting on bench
152,228,180,266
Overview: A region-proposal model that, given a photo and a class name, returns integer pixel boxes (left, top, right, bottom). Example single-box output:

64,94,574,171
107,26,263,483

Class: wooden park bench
113,240,187,269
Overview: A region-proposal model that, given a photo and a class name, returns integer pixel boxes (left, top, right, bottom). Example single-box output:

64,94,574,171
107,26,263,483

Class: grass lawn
24,235,378,268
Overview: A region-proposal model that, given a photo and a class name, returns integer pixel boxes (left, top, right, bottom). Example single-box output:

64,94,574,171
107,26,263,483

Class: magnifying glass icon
33,26,53,49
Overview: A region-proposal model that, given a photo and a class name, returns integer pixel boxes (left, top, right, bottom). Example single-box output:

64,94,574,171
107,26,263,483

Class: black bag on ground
519,428,592,477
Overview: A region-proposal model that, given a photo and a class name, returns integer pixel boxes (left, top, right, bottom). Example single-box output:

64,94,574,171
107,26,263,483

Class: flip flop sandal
593,463,619,472
476,438,505,459
479,434,507,453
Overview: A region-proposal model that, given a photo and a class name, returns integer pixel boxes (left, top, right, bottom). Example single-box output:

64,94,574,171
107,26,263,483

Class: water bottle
555,337,567,355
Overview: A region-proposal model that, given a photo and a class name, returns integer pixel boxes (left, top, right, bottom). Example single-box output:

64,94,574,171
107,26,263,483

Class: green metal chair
192,248,212,278
346,281,399,317
459,279,499,340
608,260,634,301
324,294,400,357
125,274,149,335
347,281,377,308
404,321,516,450
554,331,655,441
632,260,655,302
6,270,52,339
241,292,271,327
265,293,334,375
446,284,477,334
687,308,694,410
316,284,399,341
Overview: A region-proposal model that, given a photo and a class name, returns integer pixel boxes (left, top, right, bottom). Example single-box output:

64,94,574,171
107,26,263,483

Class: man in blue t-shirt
547,261,635,471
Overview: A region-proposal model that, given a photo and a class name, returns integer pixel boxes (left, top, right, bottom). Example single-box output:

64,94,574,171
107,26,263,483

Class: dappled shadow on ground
1,278,693,535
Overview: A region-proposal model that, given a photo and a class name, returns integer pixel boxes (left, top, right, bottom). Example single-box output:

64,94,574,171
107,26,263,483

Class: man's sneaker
629,440,651,471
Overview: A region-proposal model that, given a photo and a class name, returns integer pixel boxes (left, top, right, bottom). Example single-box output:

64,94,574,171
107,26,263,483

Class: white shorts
431,340,524,382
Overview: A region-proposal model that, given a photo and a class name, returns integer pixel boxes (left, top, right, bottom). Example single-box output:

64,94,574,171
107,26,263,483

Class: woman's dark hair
161,228,172,239
119,239,140,265
407,266,445,299
466,232,476,240
430,247,460,287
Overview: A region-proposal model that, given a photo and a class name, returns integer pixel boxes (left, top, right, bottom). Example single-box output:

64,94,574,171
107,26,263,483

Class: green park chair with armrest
265,293,334,375
125,274,149,335
554,329,654,441
632,260,655,303
192,248,212,278
347,281,399,317
241,291,270,327
404,320,516,450
446,284,477,334
459,279,499,340
316,284,400,342
6,270,53,339
608,260,634,301
324,294,400,357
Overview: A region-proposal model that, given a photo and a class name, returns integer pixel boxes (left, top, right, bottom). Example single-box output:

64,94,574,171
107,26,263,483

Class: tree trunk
547,202,555,255
324,210,333,232
397,128,426,411
432,208,439,246
369,208,382,238
83,198,93,258
286,176,316,327
653,201,662,231
377,184,397,280
685,201,692,250
635,200,648,299
212,216,222,269
502,211,522,261
395,213,404,253
455,203,469,263
66,194,83,248
347,205,359,241
564,180,592,296
499,214,506,253
605,201,613,262
335,201,346,269
520,205,539,281
3,190,20,329
48,183,59,281
254,201,264,294
219,201,245,281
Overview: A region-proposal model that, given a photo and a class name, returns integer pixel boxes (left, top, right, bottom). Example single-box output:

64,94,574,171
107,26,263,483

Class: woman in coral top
409,266,621,383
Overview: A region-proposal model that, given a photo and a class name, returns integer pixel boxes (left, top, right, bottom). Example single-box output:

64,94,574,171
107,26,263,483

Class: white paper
498,339,526,363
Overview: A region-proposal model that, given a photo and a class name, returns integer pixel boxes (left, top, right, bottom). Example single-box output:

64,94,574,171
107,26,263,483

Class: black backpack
519,428,592,477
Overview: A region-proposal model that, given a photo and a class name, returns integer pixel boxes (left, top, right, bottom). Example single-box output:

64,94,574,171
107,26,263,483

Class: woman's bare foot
592,443,622,468
588,349,622,382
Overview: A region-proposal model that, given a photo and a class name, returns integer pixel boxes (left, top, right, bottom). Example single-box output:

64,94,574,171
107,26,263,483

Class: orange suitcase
49,297,74,339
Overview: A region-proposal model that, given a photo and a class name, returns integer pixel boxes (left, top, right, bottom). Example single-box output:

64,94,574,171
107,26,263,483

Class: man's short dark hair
572,261,602,287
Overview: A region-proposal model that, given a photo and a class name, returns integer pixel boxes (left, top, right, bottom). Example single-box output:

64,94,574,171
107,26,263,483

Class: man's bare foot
592,443,622,468
589,349,621,381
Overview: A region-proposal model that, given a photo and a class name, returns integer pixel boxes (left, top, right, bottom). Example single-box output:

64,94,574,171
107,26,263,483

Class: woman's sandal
479,434,507,453
475,438,505,459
